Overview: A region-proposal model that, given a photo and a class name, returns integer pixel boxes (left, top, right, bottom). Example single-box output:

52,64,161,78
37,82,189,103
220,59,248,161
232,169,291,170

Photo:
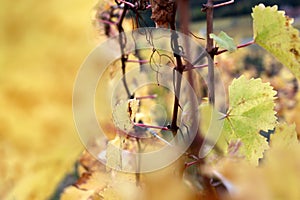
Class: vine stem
204,0,216,105
116,4,131,98
98,19,117,26
183,62,218,71
216,40,255,55
185,160,200,168
136,138,141,186
213,0,234,8
134,123,169,131
135,94,157,100
118,0,135,8
126,59,149,64
169,1,185,136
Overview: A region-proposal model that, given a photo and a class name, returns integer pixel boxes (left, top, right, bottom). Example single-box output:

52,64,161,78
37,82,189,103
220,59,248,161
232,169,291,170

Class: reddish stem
213,0,234,8
118,0,135,8
134,123,169,131
216,40,255,55
126,59,149,64
183,62,218,71
99,19,117,26
185,160,200,168
135,94,157,100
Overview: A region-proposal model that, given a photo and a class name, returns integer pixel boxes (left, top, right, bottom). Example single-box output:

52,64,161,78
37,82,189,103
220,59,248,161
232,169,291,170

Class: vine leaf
252,4,300,80
210,31,237,52
106,136,123,170
61,170,140,200
112,99,139,131
269,123,298,150
198,103,226,158
203,124,300,199
222,75,277,165
203,144,300,200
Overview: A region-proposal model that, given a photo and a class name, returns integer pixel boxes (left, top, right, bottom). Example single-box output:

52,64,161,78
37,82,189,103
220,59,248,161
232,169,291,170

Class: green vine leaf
223,75,277,165
252,4,300,80
210,31,237,52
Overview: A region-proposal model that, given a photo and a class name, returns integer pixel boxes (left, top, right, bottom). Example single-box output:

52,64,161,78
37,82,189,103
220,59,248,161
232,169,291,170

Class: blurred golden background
0,0,98,199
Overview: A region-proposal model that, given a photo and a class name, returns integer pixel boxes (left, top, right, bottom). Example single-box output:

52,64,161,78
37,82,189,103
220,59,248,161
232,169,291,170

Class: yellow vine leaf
61,171,140,200
106,136,123,170
99,186,121,200
204,145,300,200
60,186,94,200
269,123,299,149
222,75,277,165
252,4,300,80
106,135,142,171
112,99,139,131
198,103,226,159
204,123,300,200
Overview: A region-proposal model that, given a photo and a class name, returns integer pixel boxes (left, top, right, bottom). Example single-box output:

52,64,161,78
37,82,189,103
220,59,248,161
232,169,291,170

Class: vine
62,1,300,199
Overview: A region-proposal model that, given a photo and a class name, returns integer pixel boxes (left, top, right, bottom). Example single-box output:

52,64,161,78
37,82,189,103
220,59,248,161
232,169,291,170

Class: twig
148,129,173,146
183,62,218,71
185,160,200,168
216,40,255,55
134,123,169,131
135,94,157,100
213,0,234,8
126,59,149,64
136,138,141,186
189,31,205,40
98,19,117,26
118,0,136,8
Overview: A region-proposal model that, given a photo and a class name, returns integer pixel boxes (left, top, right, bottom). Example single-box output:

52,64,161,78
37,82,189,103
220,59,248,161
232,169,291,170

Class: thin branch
134,123,170,131
118,0,136,8
186,153,200,160
136,138,141,186
185,160,200,168
189,31,205,40
98,19,117,26
183,62,218,71
126,59,149,64
148,129,173,146
213,0,234,8
135,94,157,100
216,40,255,55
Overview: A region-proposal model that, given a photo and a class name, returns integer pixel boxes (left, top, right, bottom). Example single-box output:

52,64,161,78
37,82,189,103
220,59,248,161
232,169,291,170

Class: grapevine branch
136,138,141,186
202,0,237,105
203,0,216,105
117,4,132,99
170,2,185,137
